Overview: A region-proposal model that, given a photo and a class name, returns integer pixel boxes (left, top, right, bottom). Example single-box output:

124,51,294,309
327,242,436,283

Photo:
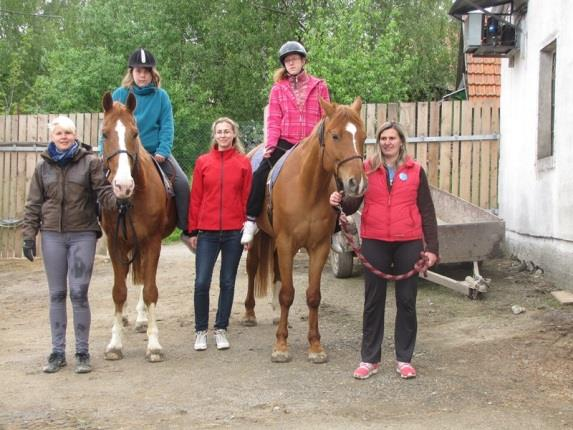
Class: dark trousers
360,238,423,363
194,230,243,332
246,139,295,218
159,156,190,232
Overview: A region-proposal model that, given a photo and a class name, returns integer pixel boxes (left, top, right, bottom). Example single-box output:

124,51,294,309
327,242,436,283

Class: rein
112,200,139,265
336,206,432,281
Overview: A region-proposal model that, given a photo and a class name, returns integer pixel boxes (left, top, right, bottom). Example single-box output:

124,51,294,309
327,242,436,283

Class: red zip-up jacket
188,146,252,233
265,73,330,150
361,157,424,242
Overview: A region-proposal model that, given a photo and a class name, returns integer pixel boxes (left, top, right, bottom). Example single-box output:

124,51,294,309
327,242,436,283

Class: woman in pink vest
241,41,330,244
330,121,439,380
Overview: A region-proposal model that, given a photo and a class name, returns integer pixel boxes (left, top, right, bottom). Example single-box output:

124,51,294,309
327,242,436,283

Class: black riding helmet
278,41,307,65
128,48,156,68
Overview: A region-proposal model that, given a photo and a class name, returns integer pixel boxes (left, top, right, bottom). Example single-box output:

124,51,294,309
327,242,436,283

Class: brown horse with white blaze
243,97,367,363
100,92,177,362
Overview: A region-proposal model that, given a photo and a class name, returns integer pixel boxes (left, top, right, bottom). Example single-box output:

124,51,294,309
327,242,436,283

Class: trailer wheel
330,251,354,278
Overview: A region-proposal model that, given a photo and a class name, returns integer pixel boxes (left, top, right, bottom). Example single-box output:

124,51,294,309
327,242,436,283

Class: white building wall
499,0,573,288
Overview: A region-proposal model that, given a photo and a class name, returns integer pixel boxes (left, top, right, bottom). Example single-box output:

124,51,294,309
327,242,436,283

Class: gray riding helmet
279,41,307,65
128,48,156,68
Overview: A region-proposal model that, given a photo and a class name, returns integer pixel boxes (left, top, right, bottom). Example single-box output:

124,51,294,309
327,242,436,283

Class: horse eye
331,133,339,141
102,132,108,139
133,131,139,138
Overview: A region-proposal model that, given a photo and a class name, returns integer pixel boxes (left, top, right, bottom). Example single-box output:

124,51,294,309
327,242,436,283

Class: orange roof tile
465,54,501,101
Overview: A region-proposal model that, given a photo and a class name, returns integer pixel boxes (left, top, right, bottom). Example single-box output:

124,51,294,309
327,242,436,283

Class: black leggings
360,238,423,363
246,139,295,218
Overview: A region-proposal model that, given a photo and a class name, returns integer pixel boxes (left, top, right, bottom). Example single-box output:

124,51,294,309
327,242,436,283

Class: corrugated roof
465,54,501,100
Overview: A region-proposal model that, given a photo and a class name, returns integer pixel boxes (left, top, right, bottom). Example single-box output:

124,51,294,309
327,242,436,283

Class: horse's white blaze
345,122,359,155
146,303,162,352
107,311,124,351
112,120,134,197
135,286,148,325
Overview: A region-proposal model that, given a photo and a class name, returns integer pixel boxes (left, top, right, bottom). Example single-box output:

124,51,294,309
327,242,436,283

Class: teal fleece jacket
110,84,174,157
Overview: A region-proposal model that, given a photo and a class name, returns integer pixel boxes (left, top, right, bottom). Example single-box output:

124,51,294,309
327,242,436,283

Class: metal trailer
329,186,505,298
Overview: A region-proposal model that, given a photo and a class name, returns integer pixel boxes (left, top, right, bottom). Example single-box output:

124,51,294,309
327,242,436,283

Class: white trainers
240,220,259,244
214,329,230,350
194,330,207,351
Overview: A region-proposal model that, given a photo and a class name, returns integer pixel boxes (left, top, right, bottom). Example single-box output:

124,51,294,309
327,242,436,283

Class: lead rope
336,205,432,281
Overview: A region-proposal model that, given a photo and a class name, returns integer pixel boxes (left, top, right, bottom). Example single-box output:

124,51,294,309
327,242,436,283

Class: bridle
316,118,364,181
102,137,140,266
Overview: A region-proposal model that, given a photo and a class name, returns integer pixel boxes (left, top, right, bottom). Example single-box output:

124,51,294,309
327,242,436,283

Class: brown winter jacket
22,143,116,241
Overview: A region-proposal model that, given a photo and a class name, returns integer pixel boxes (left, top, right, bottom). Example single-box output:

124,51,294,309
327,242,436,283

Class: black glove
23,239,36,262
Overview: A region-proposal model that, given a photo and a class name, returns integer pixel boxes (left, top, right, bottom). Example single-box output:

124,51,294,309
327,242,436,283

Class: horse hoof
122,316,129,327
135,322,148,333
146,350,164,363
104,349,124,360
308,351,328,364
271,350,291,363
241,317,257,327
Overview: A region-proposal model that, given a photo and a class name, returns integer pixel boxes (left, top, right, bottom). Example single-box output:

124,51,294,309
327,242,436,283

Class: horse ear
102,92,113,113
319,97,336,117
350,96,362,114
126,92,137,113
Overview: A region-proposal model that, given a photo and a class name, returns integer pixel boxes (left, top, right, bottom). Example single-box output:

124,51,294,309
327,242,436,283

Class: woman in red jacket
188,117,252,351
241,41,330,244
330,121,439,380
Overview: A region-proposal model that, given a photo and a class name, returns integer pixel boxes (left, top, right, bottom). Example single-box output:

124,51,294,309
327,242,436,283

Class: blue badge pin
399,172,408,181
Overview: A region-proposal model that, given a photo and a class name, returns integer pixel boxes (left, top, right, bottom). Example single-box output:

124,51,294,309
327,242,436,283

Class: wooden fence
0,101,499,258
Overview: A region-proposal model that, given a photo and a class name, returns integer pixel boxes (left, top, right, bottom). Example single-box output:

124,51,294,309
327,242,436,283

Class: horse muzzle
342,176,368,198
113,177,135,199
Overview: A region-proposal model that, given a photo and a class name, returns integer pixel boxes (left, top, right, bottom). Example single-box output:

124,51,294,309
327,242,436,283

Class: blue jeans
194,230,243,332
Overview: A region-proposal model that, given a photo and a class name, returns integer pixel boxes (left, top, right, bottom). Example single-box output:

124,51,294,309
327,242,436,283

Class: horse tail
254,231,274,298
131,249,144,285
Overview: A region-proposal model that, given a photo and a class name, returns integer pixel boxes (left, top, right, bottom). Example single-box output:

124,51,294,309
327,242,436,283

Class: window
537,40,556,159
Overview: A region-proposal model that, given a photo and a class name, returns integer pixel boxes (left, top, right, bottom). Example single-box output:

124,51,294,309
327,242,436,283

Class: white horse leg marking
105,311,124,358
146,303,163,361
134,286,148,332
112,120,135,198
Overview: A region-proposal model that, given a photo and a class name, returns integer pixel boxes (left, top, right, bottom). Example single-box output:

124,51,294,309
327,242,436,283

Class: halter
317,119,364,180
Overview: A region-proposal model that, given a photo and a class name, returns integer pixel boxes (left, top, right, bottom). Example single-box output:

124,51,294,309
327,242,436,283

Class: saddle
151,157,175,198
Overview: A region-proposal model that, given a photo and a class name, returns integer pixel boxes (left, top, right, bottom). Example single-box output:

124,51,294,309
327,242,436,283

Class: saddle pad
250,145,295,189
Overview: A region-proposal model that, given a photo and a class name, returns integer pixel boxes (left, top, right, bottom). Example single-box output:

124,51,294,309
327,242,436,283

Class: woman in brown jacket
22,116,117,374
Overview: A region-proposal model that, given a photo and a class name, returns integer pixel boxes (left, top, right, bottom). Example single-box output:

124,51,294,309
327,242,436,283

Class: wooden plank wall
362,100,500,208
0,104,499,258
0,113,102,258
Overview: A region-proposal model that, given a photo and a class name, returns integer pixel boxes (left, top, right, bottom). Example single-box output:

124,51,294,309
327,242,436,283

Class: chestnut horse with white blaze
100,92,177,362
243,97,367,363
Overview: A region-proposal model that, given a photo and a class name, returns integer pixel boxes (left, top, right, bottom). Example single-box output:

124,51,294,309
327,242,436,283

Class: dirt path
1,244,572,429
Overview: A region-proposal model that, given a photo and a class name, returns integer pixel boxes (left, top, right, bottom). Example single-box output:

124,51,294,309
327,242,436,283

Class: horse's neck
297,138,332,192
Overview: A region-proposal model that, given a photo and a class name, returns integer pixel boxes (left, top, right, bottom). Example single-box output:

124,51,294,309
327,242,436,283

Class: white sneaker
240,220,259,244
214,329,230,350
194,330,207,351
